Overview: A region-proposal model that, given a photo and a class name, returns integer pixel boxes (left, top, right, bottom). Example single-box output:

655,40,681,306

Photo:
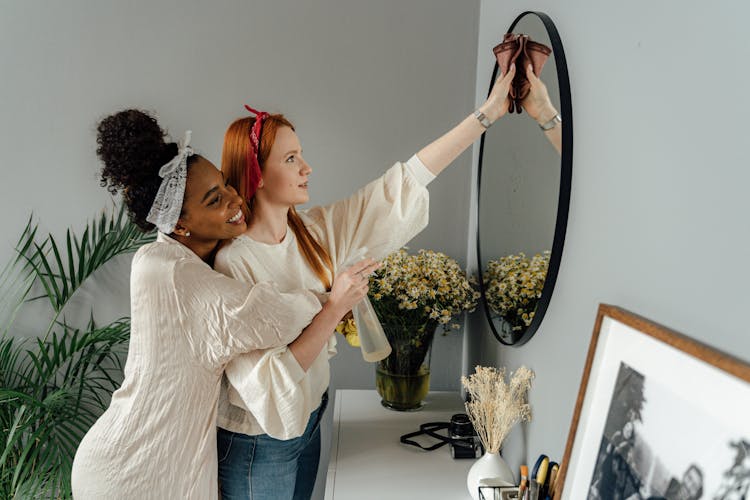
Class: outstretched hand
521,64,558,123
479,63,517,123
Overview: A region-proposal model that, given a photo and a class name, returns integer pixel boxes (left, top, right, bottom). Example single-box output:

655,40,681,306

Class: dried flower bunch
461,365,534,454
484,251,550,331
369,248,480,329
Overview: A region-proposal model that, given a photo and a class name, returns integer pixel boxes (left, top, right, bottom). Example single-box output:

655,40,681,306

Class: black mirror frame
476,11,573,346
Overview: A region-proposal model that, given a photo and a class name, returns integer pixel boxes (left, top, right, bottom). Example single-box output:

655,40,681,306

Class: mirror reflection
478,13,565,345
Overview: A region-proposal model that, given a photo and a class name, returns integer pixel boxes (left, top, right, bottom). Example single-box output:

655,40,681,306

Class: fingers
526,64,539,85
491,63,515,102
493,63,515,90
347,261,381,284
347,257,377,276
360,261,381,276
350,280,369,305
500,62,516,82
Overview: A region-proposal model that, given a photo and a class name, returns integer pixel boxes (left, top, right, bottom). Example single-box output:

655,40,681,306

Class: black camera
449,413,483,459
399,413,484,458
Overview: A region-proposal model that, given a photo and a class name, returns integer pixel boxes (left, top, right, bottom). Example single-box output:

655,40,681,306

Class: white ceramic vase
466,451,515,500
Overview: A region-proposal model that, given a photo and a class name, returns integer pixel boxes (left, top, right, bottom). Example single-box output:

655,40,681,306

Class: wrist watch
539,113,562,131
473,109,492,129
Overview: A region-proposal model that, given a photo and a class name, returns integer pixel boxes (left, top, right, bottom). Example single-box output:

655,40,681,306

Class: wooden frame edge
553,303,750,499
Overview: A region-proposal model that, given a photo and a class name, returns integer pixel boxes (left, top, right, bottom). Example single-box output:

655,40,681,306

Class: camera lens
449,414,481,459
450,413,474,438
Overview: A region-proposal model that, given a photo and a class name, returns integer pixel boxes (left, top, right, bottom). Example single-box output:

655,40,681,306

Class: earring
185,231,191,237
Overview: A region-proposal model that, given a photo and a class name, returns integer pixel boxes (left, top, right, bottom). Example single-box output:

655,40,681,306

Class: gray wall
0,1,479,498
7,0,745,494
468,0,750,479
0,0,479,389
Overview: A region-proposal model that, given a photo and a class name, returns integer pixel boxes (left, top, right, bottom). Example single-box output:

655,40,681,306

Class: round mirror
476,11,572,345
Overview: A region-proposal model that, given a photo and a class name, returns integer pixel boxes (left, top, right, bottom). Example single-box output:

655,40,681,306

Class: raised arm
416,64,517,176
521,64,562,154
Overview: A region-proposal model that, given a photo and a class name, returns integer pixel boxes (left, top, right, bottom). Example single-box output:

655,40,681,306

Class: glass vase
375,363,430,411
374,320,437,411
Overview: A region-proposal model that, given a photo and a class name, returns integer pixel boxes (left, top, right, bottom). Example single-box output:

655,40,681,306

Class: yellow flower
335,318,360,347
345,331,360,347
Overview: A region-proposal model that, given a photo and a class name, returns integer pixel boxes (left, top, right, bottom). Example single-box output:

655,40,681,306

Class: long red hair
221,114,334,290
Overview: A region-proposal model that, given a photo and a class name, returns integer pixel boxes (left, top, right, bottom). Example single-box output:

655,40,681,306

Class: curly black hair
97,109,196,232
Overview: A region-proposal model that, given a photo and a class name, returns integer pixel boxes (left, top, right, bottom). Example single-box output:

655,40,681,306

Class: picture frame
554,304,750,500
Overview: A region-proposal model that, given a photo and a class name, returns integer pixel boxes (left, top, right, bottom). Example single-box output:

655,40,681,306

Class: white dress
71,233,321,499
214,157,433,439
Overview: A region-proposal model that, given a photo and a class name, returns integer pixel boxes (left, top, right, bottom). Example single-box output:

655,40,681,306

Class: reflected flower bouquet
484,251,550,331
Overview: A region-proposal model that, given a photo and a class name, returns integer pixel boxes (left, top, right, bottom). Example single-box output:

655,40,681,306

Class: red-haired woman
214,66,521,499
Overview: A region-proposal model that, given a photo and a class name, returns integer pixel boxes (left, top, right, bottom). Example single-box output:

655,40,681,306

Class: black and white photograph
558,306,750,500
586,362,749,499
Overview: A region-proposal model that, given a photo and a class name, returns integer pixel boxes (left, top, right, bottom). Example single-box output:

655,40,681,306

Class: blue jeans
217,391,328,500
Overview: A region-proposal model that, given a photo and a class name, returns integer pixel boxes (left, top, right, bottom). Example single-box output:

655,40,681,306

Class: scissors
545,462,559,499
530,454,549,499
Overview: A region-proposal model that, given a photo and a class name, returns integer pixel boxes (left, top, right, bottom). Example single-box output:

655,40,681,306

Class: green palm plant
0,206,154,498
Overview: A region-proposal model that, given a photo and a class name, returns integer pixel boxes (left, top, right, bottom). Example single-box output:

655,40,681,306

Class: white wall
469,0,750,481
1,1,480,497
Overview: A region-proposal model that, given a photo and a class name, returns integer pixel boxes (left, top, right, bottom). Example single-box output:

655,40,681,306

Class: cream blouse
71,233,321,500
214,156,434,439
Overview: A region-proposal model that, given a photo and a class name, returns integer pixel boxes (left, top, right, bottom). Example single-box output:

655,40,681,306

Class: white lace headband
146,131,194,234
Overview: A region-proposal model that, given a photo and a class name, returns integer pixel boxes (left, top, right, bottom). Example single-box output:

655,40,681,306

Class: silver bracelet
539,113,562,131
473,109,492,129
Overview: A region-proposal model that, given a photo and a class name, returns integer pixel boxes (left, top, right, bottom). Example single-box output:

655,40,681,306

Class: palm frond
0,204,148,498
0,320,130,498
22,205,154,317
0,217,41,337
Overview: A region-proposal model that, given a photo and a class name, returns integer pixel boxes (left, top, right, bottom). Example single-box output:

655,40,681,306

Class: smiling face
175,156,246,240
254,126,311,208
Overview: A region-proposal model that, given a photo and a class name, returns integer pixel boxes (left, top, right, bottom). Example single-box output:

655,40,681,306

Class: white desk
326,389,474,500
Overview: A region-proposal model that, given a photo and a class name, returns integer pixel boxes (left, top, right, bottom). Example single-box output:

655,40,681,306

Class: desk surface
326,389,474,500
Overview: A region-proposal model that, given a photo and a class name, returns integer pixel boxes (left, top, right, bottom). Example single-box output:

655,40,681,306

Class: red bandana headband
243,104,269,199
